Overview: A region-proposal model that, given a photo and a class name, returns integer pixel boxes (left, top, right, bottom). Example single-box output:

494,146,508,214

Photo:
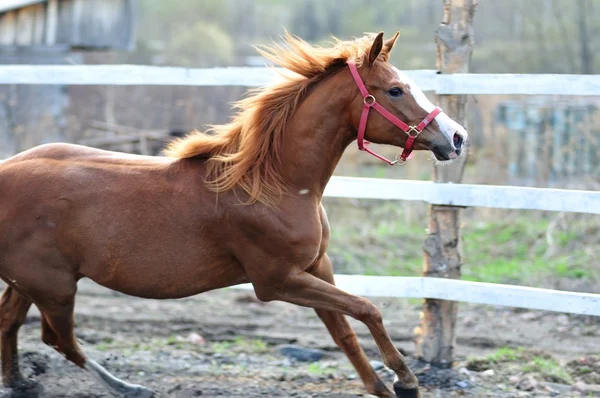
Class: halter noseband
347,61,442,165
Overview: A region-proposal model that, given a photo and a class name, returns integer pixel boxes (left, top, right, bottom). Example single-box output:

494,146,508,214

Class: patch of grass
307,362,336,375
458,218,595,285
211,341,233,353
553,257,593,279
467,348,572,383
466,347,525,371
94,337,116,352
209,336,268,354
165,335,178,345
523,356,573,384
325,200,598,289
557,231,578,247
566,355,600,384
487,347,525,363
96,342,110,352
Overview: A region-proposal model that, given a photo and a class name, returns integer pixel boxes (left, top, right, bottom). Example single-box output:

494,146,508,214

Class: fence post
414,0,477,367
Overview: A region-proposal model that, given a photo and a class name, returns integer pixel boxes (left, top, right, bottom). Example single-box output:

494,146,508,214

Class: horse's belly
84,251,249,299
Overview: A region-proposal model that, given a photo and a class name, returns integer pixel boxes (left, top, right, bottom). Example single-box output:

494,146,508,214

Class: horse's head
349,32,467,163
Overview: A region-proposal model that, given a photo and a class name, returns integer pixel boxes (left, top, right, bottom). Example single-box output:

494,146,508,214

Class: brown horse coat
0,32,466,398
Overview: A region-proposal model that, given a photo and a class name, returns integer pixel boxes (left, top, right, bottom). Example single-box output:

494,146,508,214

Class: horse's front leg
249,258,420,398
311,254,395,398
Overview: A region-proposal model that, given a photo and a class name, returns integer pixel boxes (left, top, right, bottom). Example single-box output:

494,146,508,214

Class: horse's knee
0,319,19,335
0,290,31,334
0,311,28,334
355,298,383,325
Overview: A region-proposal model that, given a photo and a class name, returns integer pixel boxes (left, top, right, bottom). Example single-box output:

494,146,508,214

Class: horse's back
1,142,171,166
0,143,177,223
0,143,245,299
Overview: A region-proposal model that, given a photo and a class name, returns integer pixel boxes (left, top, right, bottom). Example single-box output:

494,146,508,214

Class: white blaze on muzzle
392,67,468,147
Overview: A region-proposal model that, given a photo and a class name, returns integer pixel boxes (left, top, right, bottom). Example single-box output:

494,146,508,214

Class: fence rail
233,276,600,316
4,63,600,317
2,65,600,95
325,177,600,214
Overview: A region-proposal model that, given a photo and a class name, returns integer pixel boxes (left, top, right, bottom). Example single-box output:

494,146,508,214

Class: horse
0,32,466,398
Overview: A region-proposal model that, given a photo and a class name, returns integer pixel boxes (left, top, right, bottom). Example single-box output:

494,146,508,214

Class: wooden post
414,0,477,367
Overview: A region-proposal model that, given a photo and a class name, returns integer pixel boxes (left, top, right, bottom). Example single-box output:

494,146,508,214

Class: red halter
348,61,443,165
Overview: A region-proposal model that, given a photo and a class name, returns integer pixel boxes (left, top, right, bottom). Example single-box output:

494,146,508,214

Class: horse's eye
388,87,404,98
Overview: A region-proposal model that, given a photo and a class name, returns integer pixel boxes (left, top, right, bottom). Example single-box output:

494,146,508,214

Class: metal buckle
363,95,376,105
394,154,407,166
407,126,421,137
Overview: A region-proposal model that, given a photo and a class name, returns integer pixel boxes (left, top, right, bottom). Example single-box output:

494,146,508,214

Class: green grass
486,347,524,363
307,362,337,375
461,219,594,284
468,348,574,384
466,346,525,371
326,200,598,289
523,356,573,384
95,335,270,355
165,335,178,345
210,336,268,354
96,342,110,352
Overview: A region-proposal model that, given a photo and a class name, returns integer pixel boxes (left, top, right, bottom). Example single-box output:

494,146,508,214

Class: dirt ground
0,279,598,398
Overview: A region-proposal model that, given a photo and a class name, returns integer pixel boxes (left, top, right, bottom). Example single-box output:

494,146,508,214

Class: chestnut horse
0,32,466,397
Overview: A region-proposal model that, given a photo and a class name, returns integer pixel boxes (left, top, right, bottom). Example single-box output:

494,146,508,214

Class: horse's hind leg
0,286,32,386
312,256,395,398
38,290,153,397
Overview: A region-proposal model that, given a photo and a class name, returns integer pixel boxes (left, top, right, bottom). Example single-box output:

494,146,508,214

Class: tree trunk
414,0,477,367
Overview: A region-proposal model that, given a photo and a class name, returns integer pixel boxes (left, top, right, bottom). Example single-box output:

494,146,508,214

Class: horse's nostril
453,132,463,148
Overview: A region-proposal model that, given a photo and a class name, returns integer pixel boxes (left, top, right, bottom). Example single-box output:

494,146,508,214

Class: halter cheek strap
348,61,443,165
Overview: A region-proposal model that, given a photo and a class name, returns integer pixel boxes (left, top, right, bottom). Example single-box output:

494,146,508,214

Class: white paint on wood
0,11,17,45
0,65,438,89
15,7,34,45
436,73,600,96
0,0,45,14
52,0,134,50
324,177,600,214
0,65,599,97
31,3,44,44
232,276,600,317
44,0,57,45
70,0,83,44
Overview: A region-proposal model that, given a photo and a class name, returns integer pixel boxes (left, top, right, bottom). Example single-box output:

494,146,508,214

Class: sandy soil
0,279,598,398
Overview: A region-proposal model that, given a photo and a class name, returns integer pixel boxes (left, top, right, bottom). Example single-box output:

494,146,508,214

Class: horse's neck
281,72,355,198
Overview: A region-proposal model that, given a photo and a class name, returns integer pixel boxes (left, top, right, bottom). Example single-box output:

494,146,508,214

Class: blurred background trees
131,0,597,73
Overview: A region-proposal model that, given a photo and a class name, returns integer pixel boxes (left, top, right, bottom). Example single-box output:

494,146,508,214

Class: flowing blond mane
165,32,381,206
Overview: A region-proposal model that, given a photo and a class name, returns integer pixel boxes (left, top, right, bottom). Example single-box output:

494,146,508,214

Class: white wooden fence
2,64,600,316
2,64,600,95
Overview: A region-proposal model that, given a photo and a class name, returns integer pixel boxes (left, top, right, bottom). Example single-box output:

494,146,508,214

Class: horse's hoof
393,383,420,398
123,385,154,398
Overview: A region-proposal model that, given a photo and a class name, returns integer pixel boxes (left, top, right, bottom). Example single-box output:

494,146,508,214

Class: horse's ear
383,31,400,55
368,32,384,67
